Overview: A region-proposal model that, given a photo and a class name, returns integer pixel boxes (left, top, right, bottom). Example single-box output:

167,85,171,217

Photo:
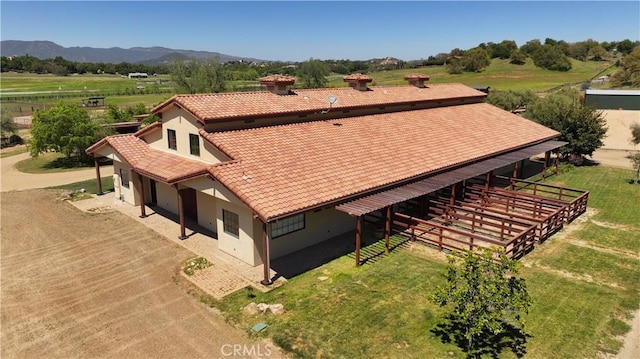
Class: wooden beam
261,221,272,285
384,206,391,255
137,173,146,218
484,171,492,191
355,216,362,266
512,161,519,179
176,185,187,240
450,184,456,207
94,157,103,195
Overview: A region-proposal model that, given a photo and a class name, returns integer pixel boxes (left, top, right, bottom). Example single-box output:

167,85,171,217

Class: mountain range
0,40,268,64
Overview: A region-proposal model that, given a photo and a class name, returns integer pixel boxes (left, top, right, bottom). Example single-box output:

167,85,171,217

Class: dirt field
0,190,285,359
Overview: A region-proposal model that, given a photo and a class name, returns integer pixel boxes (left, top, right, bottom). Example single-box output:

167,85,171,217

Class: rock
244,302,259,315
256,302,270,314
269,303,285,315
317,276,329,281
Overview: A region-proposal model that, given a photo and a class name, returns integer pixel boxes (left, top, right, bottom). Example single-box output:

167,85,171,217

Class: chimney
343,73,373,91
404,74,430,88
259,75,296,95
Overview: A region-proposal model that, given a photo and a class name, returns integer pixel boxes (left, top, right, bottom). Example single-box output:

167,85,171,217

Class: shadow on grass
43,157,112,169
431,314,532,358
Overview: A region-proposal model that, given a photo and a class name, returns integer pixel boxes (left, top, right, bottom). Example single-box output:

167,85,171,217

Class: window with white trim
271,213,305,238
223,209,239,237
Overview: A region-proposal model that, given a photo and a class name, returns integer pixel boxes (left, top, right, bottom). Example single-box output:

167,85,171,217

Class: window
189,133,200,156
167,129,177,150
119,169,129,188
223,209,239,237
271,213,305,238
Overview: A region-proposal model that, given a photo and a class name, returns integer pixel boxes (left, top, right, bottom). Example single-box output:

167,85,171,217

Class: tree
630,123,640,184
297,58,329,88
509,50,527,65
532,45,572,71
1,109,18,138
486,89,537,112
588,45,609,61
525,89,607,164
30,103,98,162
461,48,491,72
610,46,640,87
430,249,532,356
170,57,227,94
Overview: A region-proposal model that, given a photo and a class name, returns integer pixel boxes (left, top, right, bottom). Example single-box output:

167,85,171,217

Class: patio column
261,221,272,285
542,151,550,179
355,215,362,266
449,183,456,206
512,161,519,179
94,157,103,195
137,173,146,218
484,171,493,191
176,185,187,240
555,152,560,174
384,206,391,255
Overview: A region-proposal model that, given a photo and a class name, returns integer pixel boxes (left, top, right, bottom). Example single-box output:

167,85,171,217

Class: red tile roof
87,135,209,184
152,84,486,124
202,102,560,221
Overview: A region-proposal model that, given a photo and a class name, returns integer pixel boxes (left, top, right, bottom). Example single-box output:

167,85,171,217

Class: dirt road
0,151,110,192
0,190,284,359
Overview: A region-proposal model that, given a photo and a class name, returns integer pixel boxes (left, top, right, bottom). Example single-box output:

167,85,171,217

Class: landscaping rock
256,303,270,314
244,302,259,315
269,304,285,315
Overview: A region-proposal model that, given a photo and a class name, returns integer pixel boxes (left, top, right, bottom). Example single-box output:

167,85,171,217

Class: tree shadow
430,314,532,358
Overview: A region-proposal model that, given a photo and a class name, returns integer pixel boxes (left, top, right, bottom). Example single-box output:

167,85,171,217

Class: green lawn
218,165,639,359
14,152,101,173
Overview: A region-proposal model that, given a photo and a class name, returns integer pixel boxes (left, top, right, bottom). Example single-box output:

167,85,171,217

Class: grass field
217,165,639,359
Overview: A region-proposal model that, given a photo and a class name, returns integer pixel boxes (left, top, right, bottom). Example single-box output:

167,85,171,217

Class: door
182,188,198,221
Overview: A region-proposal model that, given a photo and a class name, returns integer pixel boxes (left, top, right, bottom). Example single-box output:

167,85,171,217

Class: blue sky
1,1,639,62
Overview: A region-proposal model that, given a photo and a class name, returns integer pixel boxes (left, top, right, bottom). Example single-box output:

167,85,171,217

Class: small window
223,209,239,237
271,213,305,238
167,129,177,150
189,133,200,156
119,169,129,188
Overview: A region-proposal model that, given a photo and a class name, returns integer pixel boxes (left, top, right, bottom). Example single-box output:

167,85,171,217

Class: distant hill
0,40,268,64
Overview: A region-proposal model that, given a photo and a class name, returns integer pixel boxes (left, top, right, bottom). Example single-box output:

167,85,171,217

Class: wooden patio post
555,152,560,174
484,171,492,191
542,151,550,179
355,215,362,266
261,221,272,285
94,157,103,195
137,173,146,218
449,184,456,207
176,185,187,240
512,161,519,180
384,206,391,255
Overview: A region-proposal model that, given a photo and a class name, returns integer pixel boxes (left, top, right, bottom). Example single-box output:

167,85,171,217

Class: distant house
128,72,148,79
584,89,640,110
87,73,580,285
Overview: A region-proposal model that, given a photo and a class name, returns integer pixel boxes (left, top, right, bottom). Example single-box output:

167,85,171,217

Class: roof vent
259,75,296,95
404,74,430,88
343,73,373,91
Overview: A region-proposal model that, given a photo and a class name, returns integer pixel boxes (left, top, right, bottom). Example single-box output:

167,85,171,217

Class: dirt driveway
1,190,284,359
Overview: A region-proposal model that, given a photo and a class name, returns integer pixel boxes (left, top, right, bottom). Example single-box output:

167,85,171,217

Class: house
87,73,566,285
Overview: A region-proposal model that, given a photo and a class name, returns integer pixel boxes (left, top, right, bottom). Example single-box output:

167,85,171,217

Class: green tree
525,89,607,164
1,109,18,138
430,249,532,356
461,48,491,72
297,58,329,88
509,50,527,65
610,46,640,87
486,89,537,112
30,103,98,162
532,45,572,71
588,45,609,61
446,56,463,74
630,123,640,184
170,57,227,94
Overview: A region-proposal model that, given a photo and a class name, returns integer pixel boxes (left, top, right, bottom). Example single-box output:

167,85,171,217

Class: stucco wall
268,208,356,259
113,162,136,204
148,107,221,164
217,200,261,266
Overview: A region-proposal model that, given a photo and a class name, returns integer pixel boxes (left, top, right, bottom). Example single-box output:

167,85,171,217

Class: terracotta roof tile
203,103,560,221
95,135,209,184
152,84,485,123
